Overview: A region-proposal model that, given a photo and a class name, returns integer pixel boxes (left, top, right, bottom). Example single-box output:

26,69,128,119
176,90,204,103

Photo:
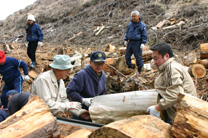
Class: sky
0,0,37,20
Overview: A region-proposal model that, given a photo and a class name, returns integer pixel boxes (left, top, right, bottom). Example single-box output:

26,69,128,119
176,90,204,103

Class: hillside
0,0,208,52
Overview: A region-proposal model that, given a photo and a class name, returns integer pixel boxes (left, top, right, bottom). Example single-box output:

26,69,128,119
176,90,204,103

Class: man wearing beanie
0,51,30,109
67,51,107,121
26,14,44,68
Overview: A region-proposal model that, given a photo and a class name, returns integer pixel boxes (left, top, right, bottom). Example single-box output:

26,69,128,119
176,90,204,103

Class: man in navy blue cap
67,51,107,121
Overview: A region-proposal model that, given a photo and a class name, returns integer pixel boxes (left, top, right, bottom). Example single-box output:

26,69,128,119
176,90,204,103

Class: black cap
90,51,106,62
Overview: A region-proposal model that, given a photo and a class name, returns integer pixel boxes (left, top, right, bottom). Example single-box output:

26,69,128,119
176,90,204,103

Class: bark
89,115,170,138
171,93,208,138
89,89,158,124
0,96,60,138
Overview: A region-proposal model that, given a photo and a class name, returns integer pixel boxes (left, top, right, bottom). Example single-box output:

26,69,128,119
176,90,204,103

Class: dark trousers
125,41,143,68
27,41,38,62
0,76,23,108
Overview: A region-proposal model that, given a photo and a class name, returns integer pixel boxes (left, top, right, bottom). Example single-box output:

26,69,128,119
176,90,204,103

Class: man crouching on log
30,55,81,115
147,43,197,125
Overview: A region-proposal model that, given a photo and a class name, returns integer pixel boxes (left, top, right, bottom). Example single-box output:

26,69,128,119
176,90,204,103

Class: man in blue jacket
0,51,30,109
67,51,106,121
124,10,147,74
26,14,43,68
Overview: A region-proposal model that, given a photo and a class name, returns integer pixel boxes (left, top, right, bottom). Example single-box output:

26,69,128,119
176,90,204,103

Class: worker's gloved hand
140,44,145,50
24,75,30,81
82,98,93,107
38,41,43,47
147,105,161,119
124,41,128,47
66,102,81,110
70,109,91,120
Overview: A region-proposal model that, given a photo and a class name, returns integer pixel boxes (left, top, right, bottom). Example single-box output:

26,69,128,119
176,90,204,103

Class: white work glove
82,98,93,107
66,102,81,110
147,105,161,119
124,41,128,47
38,41,43,47
24,75,30,81
140,44,145,50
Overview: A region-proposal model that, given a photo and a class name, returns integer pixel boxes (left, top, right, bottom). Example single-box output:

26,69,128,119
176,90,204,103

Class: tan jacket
30,70,69,114
154,58,196,120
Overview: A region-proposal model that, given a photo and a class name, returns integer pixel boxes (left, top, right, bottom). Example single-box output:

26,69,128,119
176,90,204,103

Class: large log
184,51,197,66
89,115,170,138
0,96,60,138
197,59,208,69
65,129,92,138
89,89,158,124
188,63,206,78
170,93,208,138
200,43,208,59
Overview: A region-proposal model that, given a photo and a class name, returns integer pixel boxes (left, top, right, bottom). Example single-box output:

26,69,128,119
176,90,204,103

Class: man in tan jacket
30,55,81,115
147,43,197,124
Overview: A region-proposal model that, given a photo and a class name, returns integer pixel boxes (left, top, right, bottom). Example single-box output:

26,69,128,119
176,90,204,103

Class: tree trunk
89,89,158,124
170,93,208,138
188,63,206,78
65,129,92,138
0,96,60,138
89,115,170,138
200,43,208,59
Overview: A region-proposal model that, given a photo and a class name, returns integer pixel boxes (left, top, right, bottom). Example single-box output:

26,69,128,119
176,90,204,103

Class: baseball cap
90,51,106,62
0,51,6,63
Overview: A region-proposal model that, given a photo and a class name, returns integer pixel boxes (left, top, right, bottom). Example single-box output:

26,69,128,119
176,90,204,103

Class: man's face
131,13,140,23
56,69,71,80
28,20,33,25
90,61,105,74
152,50,169,67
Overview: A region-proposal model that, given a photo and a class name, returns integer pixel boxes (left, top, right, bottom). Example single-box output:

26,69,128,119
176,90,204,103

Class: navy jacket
26,22,43,42
66,65,106,102
125,19,147,44
0,109,9,122
0,57,28,84
7,92,30,115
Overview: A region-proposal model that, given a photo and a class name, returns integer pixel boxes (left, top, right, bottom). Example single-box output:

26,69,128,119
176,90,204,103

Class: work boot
137,67,142,74
29,61,36,68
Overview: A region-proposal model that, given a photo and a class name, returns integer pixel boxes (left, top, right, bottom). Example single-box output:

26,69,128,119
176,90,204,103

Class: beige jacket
30,70,69,114
154,58,197,120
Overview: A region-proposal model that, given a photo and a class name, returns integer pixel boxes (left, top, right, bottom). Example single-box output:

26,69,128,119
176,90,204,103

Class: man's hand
140,44,145,50
24,75,30,81
147,105,161,118
82,98,93,107
38,42,43,47
66,102,81,110
70,109,91,120
124,41,128,47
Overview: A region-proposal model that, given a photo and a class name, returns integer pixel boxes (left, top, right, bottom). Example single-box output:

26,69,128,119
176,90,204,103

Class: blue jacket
125,19,147,44
66,65,106,102
26,22,43,42
0,57,28,84
0,109,9,122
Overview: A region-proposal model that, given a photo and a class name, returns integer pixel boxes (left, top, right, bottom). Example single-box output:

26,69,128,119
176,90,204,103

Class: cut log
197,59,208,69
89,115,170,138
188,63,206,78
184,51,197,66
142,50,152,62
170,93,208,138
119,47,126,55
105,44,115,52
103,58,117,75
0,96,60,138
155,19,168,29
200,43,208,59
29,70,39,79
65,129,92,138
89,89,158,124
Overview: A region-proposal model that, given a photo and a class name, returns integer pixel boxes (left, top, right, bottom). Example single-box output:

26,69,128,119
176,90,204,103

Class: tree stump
0,96,60,138
89,89,158,124
171,93,208,138
188,63,206,78
89,115,170,138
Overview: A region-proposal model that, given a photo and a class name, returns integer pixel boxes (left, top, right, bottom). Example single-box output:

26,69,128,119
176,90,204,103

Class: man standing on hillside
124,10,147,74
147,43,197,125
67,51,107,121
26,14,43,68
0,51,30,109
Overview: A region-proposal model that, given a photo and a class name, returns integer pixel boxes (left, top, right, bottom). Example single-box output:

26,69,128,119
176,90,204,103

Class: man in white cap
30,55,81,115
26,14,43,68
